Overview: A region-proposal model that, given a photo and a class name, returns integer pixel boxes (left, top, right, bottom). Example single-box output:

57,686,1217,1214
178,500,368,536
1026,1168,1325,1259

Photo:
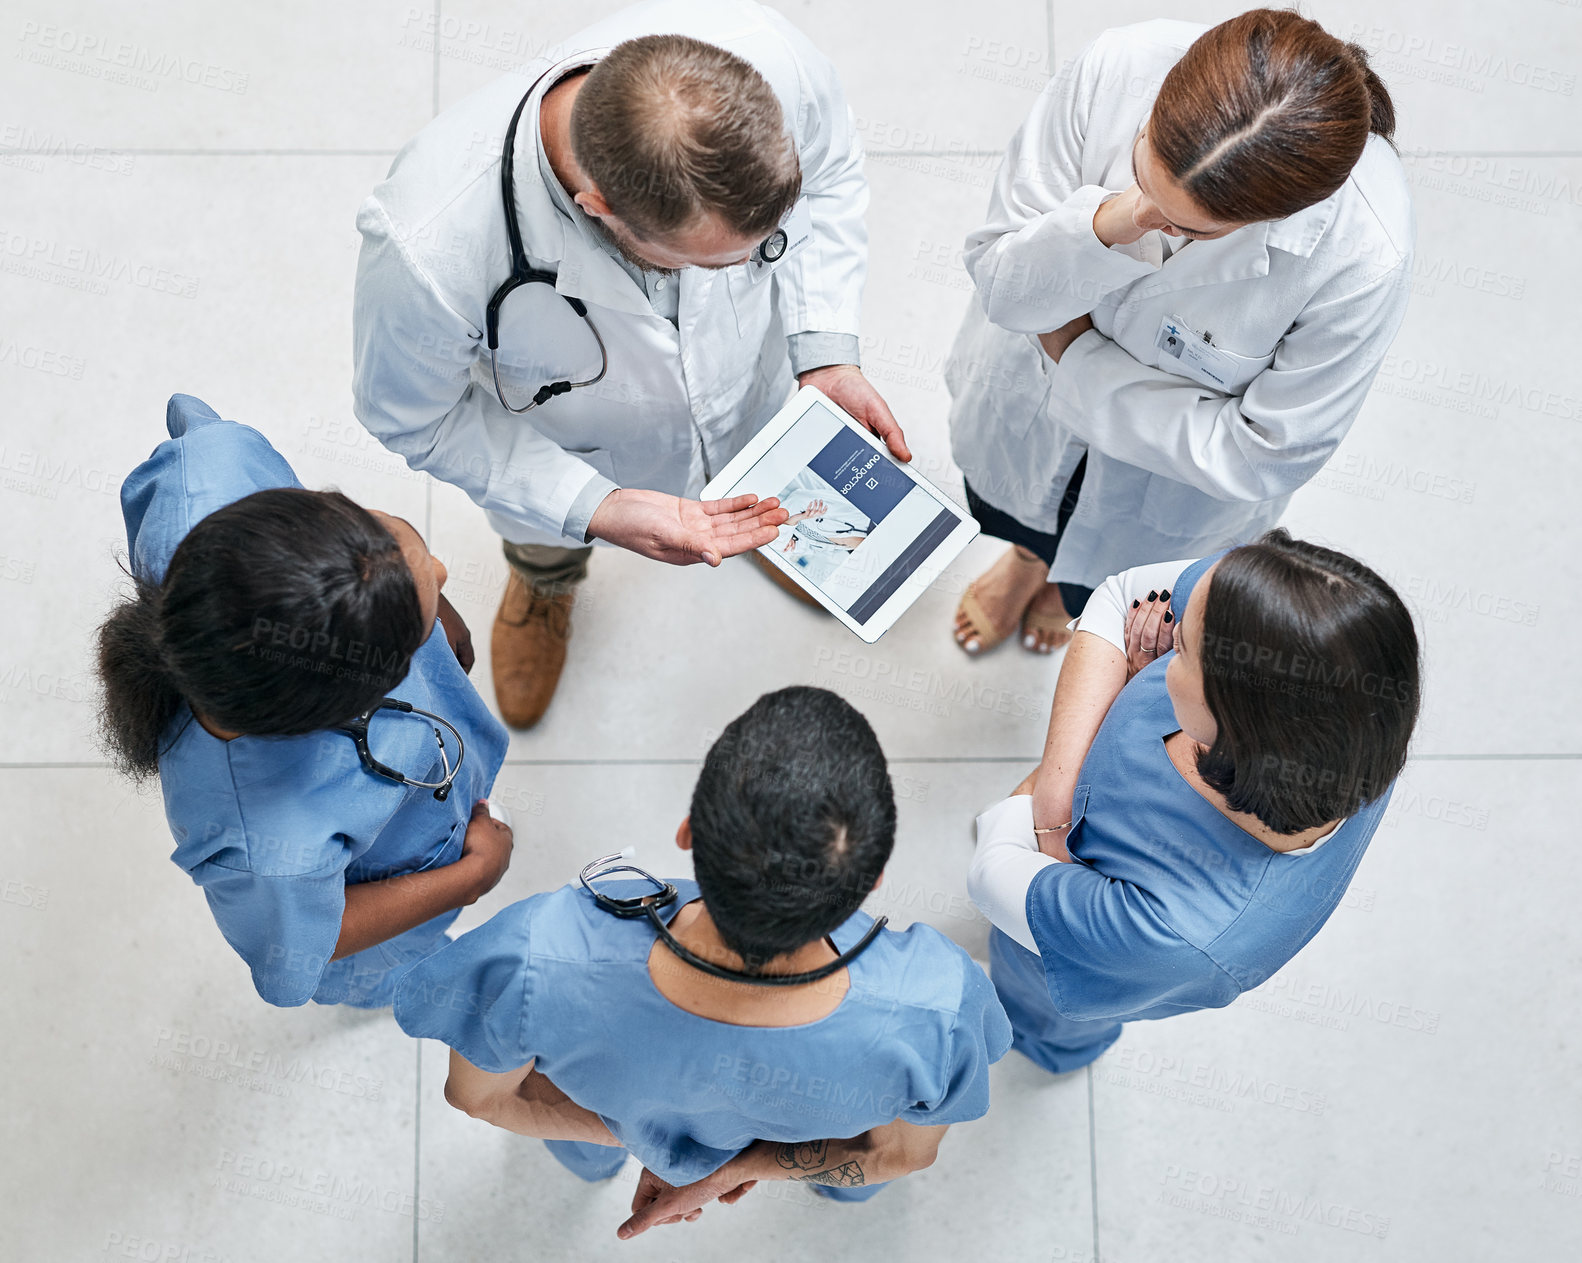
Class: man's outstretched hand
588,488,788,566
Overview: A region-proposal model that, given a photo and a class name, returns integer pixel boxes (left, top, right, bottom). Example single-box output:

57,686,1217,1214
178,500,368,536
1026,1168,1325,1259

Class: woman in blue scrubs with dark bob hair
969,530,1421,1072
95,394,513,1008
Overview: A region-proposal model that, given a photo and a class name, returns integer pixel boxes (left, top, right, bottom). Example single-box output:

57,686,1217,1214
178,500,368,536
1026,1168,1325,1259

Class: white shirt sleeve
967,796,1055,954
351,200,619,544
964,32,1158,334
1070,558,1201,651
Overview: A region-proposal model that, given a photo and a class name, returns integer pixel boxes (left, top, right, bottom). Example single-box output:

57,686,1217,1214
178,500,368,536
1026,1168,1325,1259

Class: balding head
569,34,802,243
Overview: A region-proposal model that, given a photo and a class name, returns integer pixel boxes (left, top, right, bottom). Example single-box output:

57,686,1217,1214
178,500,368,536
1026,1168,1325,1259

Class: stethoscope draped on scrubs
487,67,793,414
579,853,886,986
336,698,466,802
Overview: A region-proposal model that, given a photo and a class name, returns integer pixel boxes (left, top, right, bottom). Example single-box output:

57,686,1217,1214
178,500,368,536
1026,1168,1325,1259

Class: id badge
1155,314,1242,390
752,197,812,275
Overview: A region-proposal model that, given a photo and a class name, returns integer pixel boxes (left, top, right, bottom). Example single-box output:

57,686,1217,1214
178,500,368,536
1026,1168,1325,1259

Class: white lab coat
352,0,867,547
946,20,1413,588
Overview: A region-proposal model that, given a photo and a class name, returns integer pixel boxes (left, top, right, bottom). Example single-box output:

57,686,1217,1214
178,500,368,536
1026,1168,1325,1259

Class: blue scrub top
123,395,509,1008
1025,553,1396,1023
394,879,1012,1186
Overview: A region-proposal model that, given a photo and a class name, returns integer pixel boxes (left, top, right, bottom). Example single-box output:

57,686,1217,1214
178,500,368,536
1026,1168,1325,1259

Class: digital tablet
704,387,978,643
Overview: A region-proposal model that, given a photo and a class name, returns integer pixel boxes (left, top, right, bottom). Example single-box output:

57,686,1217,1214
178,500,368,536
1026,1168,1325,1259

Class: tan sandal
955,581,1016,656
1020,589,1074,655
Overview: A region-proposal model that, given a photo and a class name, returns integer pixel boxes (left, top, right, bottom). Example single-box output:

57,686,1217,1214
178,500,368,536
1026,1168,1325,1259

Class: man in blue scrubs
394,687,1010,1234
118,396,512,1007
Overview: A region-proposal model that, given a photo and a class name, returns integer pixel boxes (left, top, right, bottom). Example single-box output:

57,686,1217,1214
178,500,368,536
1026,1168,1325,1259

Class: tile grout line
413,1039,423,1263
432,0,442,120
415,7,439,1262
4,146,1580,159
1087,1063,1101,1263
3,752,1581,771
0,148,403,156
1046,0,1056,92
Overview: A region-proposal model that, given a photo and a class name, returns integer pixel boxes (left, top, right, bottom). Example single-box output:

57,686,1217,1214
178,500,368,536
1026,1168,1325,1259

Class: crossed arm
441,1050,946,1238
443,1050,620,1144
618,1121,949,1239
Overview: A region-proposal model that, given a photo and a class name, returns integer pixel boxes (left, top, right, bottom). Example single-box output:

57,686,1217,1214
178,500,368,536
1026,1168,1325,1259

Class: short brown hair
570,34,802,241
1148,9,1396,223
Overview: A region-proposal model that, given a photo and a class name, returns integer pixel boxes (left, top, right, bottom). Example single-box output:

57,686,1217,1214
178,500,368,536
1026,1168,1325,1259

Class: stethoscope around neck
486,71,610,414
486,65,793,415
578,853,887,987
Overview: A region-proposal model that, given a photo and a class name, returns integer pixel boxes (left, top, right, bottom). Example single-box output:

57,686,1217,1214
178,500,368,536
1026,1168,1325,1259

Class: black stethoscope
578,853,886,987
487,66,791,415
487,72,609,414
336,698,466,802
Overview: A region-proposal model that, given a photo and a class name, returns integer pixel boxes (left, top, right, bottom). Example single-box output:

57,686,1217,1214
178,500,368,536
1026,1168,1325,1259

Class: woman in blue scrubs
95,394,512,1008
967,530,1420,1072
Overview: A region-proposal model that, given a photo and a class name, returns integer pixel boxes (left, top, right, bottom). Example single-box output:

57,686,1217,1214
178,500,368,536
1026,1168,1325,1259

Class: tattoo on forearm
775,1140,827,1172
774,1142,865,1187
796,1161,865,1188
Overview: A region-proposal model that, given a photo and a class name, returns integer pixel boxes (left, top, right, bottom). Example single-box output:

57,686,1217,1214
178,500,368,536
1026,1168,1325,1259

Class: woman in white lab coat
946,10,1412,657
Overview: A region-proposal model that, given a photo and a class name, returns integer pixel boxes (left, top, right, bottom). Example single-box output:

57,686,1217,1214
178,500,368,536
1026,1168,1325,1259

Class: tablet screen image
711,392,976,640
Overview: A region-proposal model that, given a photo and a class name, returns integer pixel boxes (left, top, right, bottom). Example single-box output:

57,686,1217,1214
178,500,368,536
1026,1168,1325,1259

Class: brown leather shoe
491,571,577,729
751,549,828,612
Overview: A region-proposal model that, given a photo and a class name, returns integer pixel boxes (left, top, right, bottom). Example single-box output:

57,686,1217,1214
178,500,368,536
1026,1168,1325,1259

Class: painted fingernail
1147,590,1158,602
1132,599,1140,608
1159,589,1170,600
1163,611,1173,623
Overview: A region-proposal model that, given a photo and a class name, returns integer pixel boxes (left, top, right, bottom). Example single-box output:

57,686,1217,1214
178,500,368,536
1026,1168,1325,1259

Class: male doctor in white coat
353,0,906,727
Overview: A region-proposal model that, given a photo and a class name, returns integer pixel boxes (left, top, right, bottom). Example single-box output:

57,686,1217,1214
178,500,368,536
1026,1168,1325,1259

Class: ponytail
1346,42,1397,140
94,487,426,783
96,568,190,780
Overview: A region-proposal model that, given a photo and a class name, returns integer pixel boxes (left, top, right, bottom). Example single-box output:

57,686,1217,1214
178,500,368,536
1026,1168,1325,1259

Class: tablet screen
739,401,962,624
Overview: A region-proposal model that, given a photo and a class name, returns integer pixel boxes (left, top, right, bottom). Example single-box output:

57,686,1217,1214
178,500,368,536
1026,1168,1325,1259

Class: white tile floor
1,2,1577,1260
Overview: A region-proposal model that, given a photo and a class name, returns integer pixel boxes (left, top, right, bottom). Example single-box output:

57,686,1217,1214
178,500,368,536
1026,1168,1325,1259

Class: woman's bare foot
953,546,1050,655
1020,582,1074,654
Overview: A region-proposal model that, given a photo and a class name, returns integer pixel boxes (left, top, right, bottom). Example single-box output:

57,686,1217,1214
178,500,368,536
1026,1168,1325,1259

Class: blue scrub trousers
989,929,1123,1074
545,1140,628,1182
810,1182,887,1203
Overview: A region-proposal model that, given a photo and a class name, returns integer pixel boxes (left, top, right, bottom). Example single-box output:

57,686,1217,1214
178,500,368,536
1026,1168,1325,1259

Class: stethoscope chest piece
755,228,788,265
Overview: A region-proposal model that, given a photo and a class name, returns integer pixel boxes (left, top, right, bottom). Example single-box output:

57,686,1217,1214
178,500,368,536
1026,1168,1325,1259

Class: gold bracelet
1032,822,1072,834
